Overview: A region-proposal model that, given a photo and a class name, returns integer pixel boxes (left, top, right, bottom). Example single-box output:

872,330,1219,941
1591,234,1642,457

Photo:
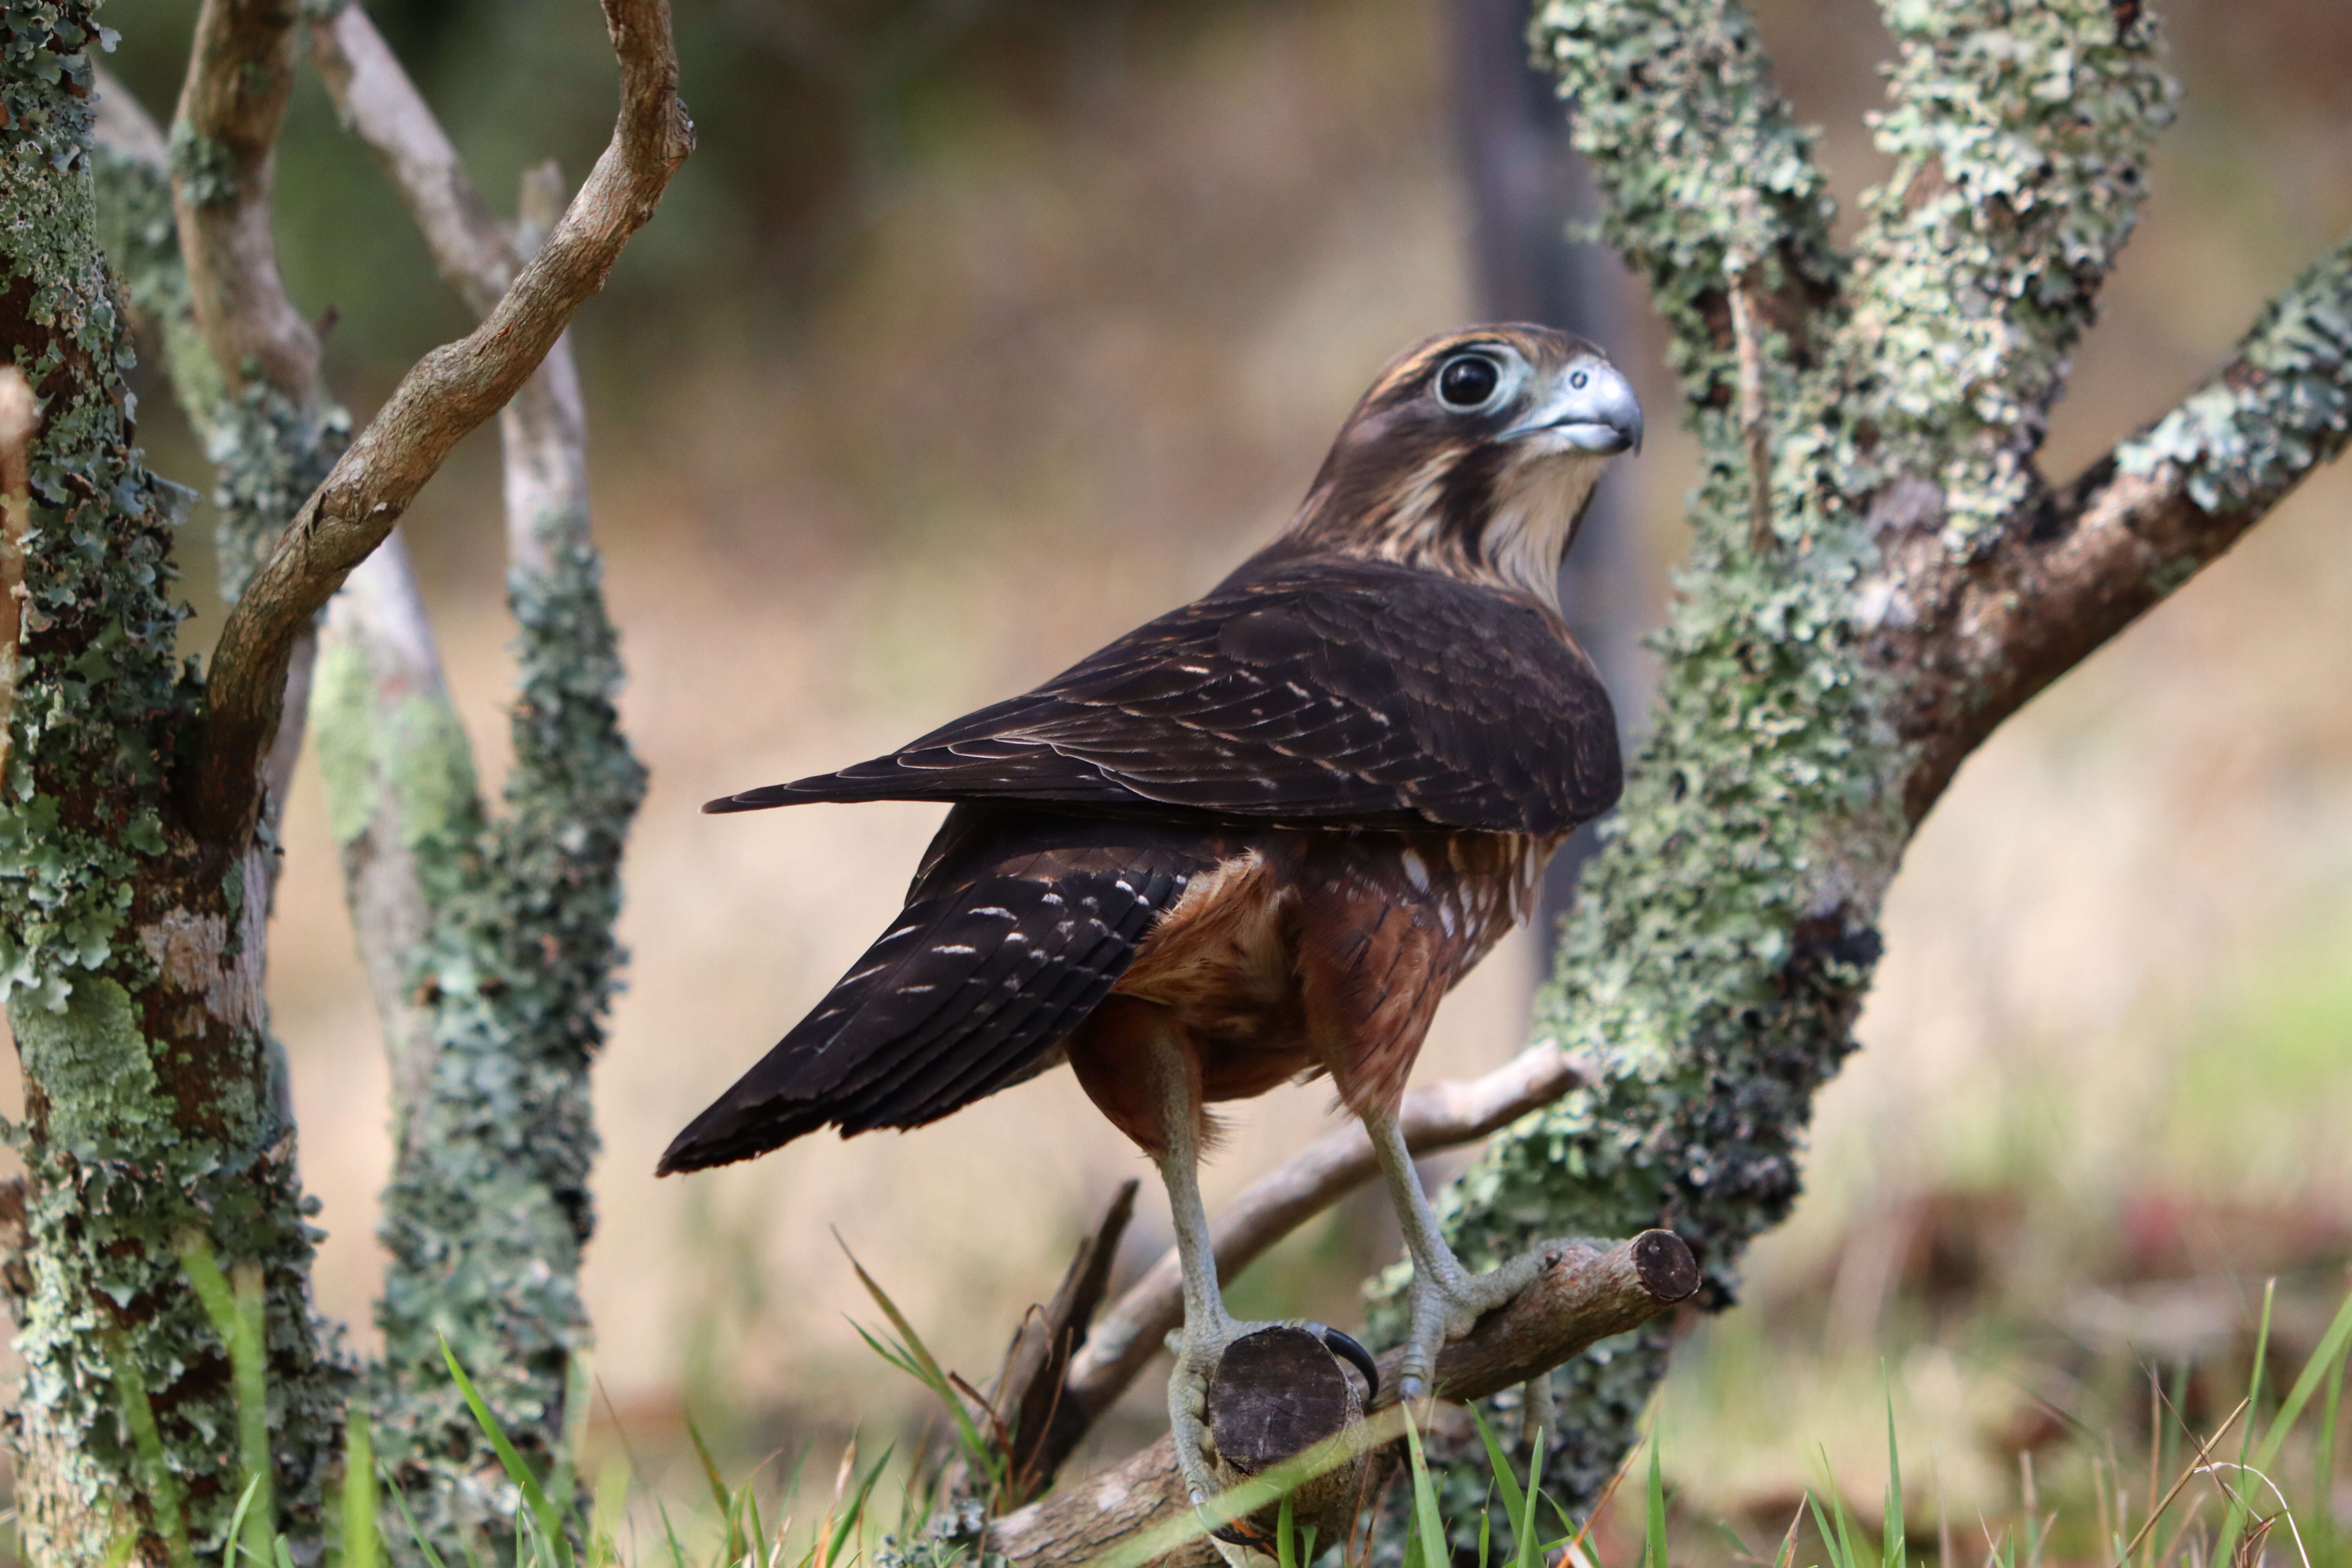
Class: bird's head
1282,325,1642,608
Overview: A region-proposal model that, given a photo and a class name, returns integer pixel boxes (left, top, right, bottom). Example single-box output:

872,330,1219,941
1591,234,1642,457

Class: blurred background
12,0,2352,1554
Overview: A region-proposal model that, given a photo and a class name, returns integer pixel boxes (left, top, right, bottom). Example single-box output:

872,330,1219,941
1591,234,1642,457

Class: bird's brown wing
707,556,1621,835
659,808,1215,1173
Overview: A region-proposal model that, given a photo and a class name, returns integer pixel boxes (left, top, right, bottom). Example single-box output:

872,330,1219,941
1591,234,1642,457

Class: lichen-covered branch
1532,0,1842,402
1376,3,2347,1551
0,12,348,1561
1838,2,2174,536
311,534,483,1122
193,0,691,844
1875,231,2352,820
303,16,648,1548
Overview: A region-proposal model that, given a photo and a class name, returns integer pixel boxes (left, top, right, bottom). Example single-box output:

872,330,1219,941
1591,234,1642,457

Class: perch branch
984,1232,1698,1568
192,0,692,843
1059,1044,1582,1438
1871,231,2352,824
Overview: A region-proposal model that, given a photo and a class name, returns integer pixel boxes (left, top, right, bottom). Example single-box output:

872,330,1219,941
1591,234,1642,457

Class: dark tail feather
657,862,1180,1174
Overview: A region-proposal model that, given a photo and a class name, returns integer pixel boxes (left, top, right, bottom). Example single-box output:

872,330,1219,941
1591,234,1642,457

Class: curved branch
191,0,692,843
170,0,319,402
1062,1045,1583,1429
1870,232,2352,823
985,1232,1698,1568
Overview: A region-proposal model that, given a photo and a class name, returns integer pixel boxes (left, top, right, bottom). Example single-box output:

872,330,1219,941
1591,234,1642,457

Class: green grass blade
343,1405,379,1568
2213,1280,2281,1568
177,1236,276,1565
1516,1429,1547,1568
2318,1317,2346,1568
824,1444,894,1568
381,1463,451,1568
1468,1403,1530,1537
686,1419,744,1563
1403,1408,1450,1568
651,1497,689,1568
223,1474,263,1568
439,1337,572,1568
103,1329,192,1568
1884,1384,1905,1568
1643,1440,1668,1568
550,1351,592,1534
1278,1494,1297,1568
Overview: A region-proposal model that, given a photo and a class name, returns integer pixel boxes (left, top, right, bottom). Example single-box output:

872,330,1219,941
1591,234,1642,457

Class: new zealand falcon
662,324,1642,1506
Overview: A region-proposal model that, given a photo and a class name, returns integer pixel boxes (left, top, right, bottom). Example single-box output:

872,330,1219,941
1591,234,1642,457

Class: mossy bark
1374,0,2349,1547
0,10,349,1563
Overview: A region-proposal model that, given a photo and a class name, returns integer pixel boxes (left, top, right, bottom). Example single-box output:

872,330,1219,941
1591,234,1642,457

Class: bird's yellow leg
1142,1025,1247,1512
1367,1110,1548,1401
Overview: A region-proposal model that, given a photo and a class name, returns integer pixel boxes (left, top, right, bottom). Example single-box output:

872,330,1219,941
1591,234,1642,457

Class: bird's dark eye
1435,354,1502,410
1570,369,1590,389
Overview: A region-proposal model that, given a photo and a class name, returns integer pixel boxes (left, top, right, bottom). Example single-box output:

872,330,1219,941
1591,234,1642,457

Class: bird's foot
1169,1316,1380,1541
1393,1245,1549,1403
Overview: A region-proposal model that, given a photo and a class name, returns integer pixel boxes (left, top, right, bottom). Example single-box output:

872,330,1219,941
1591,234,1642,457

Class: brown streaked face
1285,325,1643,606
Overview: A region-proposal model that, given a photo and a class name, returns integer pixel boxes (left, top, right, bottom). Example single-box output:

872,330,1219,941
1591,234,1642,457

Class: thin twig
1727,202,1775,554
192,0,692,844
2118,1396,2251,1562
0,369,38,780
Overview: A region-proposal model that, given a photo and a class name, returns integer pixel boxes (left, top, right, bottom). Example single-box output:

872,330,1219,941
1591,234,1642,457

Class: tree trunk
1380,0,2352,1544
0,15,349,1561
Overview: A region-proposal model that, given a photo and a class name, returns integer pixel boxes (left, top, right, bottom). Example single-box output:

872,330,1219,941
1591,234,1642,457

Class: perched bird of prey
663,324,1640,1507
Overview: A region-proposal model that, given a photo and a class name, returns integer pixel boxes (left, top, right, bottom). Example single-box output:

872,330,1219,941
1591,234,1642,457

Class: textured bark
0,4,681,1562
1370,0,2348,1553
0,14,350,1563
191,0,691,846
305,13,648,1550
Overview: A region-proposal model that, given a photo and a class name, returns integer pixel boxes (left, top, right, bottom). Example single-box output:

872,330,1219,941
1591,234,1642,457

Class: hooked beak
1503,360,1644,455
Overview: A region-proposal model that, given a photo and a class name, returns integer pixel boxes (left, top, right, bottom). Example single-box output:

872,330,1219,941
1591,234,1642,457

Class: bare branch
1870,232,2352,824
171,0,321,404
1059,1045,1581,1437
0,368,36,777
984,1232,1697,1568
193,0,692,843
307,4,515,315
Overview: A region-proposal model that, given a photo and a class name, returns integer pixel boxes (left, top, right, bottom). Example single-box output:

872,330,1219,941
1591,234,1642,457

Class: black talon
1315,1323,1380,1404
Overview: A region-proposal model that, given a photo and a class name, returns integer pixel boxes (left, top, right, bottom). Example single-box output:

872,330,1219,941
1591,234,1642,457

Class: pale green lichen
1370,0,2195,1552
0,14,350,1560
1842,0,2175,539
2120,235,2352,512
367,527,645,1559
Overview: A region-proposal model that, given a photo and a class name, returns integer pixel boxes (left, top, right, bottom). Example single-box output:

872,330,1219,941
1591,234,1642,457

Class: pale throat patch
1483,450,1606,609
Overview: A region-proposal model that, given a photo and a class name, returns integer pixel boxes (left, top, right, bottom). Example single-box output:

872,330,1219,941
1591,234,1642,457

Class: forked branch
191,0,693,843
